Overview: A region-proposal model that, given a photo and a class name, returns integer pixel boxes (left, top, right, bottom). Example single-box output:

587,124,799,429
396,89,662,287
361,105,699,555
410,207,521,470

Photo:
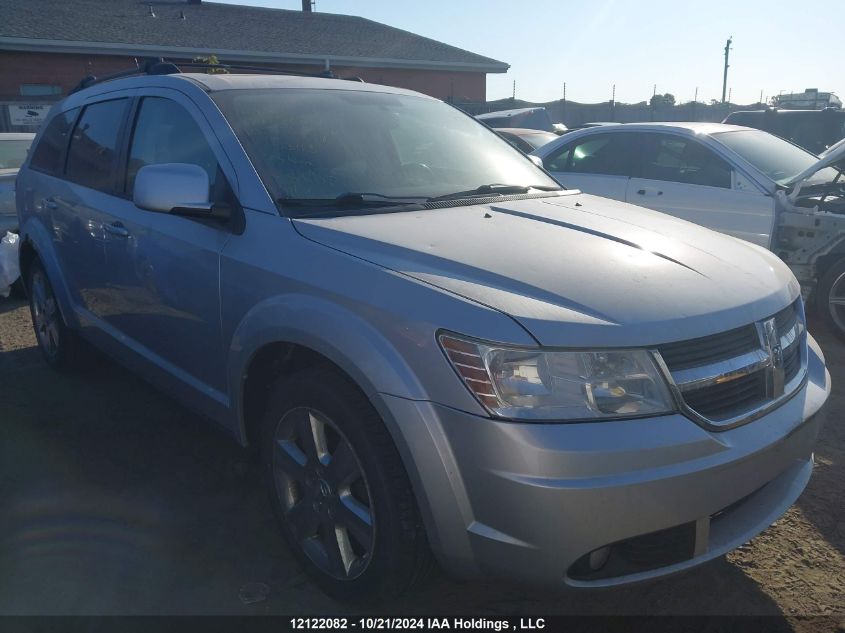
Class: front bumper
380,333,830,587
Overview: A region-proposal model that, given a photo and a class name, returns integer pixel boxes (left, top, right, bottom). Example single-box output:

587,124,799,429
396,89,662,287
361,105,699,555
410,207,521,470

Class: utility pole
651,84,657,121
512,80,516,101
693,86,698,120
721,37,732,103
759,89,763,105
728,87,732,104
611,84,616,121
562,82,567,124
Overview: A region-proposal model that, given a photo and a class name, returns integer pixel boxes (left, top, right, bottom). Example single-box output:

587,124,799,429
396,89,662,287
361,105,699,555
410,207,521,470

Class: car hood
293,193,799,347
785,136,845,186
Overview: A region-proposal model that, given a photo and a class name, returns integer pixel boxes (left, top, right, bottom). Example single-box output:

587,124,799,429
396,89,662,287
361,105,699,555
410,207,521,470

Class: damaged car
16,71,829,600
533,123,845,336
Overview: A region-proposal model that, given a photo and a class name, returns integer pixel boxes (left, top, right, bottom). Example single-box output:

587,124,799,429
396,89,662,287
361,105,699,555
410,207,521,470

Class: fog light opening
589,546,611,570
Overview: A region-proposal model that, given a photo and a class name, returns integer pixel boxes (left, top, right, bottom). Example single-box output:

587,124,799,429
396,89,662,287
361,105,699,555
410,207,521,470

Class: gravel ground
0,296,842,628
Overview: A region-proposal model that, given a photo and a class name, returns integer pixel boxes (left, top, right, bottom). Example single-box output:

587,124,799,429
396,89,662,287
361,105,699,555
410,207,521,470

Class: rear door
625,132,775,247
541,131,634,201
51,96,132,317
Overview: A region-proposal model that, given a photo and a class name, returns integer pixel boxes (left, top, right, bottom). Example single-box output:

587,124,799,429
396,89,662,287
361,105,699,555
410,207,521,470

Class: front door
97,91,237,395
626,132,775,247
542,131,635,202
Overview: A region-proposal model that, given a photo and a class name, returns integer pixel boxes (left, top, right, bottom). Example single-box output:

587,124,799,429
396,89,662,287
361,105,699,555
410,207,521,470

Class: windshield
213,89,558,213
0,139,32,169
712,129,839,186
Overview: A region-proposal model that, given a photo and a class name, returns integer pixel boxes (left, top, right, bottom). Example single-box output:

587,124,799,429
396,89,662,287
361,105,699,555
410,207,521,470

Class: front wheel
816,257,845,340
260,365,433,601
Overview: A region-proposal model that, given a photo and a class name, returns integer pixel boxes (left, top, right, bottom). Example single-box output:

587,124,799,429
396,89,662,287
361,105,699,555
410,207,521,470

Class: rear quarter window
30,108,79,175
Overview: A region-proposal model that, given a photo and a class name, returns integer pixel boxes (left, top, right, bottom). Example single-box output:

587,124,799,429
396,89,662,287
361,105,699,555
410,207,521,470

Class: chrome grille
656,300,807,428
657,325,760,371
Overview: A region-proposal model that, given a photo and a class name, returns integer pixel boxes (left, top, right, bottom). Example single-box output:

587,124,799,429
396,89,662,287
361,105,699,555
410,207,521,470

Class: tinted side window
546,133,631,176
65,99,128,192
126,97,218,195
640,134,732,188
30,108,79,175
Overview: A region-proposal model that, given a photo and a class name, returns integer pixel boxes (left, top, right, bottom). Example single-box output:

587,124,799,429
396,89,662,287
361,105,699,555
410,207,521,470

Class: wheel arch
813,242,845,281
230,293,430,449
17,219,79,328
231,298,455,561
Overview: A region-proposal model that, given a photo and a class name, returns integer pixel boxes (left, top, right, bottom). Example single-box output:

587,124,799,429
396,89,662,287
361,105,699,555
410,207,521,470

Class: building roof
0,0,509,73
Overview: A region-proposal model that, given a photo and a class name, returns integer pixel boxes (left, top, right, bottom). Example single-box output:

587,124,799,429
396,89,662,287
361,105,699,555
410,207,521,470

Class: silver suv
16,69,830,600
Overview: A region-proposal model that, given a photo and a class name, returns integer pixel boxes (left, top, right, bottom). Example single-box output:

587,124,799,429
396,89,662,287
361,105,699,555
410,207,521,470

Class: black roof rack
70,57,350,95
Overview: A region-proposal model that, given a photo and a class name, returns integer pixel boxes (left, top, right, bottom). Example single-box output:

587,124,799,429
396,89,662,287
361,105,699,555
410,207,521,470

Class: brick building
0,0,508,131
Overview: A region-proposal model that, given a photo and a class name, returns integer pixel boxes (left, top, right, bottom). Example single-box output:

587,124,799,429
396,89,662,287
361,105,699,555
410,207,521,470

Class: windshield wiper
427,183,560,203
279,192,427,208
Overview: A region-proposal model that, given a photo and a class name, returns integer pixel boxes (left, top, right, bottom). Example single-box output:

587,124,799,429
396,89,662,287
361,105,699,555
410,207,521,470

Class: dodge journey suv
16,68,830,600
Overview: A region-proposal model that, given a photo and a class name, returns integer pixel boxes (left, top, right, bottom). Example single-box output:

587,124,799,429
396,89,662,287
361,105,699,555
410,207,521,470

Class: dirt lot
0,296,842,625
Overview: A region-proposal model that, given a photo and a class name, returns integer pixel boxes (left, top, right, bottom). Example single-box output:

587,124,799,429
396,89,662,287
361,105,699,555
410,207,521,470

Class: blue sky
214,0,844,105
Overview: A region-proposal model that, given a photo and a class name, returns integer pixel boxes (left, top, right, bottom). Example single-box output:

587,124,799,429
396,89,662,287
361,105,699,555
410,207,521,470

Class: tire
816,257,845,340
27,260,90,371
260,364,433,601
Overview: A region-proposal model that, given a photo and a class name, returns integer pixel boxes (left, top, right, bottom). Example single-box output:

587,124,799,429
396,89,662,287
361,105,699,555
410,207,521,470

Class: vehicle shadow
0,296,26,316
0,346,793,619
793,320,844,558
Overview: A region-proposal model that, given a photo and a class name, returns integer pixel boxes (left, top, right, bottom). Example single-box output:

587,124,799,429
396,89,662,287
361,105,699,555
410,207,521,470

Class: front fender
228,292,429,445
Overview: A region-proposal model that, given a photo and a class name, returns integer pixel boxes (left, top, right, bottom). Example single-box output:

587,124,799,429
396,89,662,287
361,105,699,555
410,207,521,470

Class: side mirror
133,163,213,216
529,155,544,168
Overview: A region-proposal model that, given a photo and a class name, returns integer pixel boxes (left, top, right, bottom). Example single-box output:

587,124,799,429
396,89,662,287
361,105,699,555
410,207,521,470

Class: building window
20,84,62,97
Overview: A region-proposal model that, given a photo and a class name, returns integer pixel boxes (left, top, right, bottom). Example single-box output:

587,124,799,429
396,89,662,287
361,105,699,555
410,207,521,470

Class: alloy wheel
272,406,375,580
828,271,845,335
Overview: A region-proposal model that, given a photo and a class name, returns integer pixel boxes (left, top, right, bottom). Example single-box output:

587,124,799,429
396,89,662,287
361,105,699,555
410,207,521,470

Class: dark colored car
494,127,558,153
476,107,564,133
723,108,845,155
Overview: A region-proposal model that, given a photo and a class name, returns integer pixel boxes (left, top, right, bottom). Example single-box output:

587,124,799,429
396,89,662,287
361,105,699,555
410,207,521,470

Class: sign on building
8,104,50,127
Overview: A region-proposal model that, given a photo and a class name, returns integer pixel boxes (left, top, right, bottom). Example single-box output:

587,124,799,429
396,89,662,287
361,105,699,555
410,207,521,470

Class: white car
532,122,845,335
0,132,36,234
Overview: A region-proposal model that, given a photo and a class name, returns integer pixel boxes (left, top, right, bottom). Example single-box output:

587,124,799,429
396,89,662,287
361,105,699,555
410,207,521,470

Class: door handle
104,222,130,238
636,189,664,196
43,198,58,210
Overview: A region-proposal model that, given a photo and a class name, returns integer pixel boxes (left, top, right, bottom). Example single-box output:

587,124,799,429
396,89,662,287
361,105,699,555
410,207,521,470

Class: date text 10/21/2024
289,618,547,631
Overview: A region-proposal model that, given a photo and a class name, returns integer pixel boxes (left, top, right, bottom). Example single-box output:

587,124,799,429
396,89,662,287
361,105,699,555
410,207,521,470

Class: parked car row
0,132,35,234
532,122,845,336
476,106,567,134
493,127,558,153
11,66,832,602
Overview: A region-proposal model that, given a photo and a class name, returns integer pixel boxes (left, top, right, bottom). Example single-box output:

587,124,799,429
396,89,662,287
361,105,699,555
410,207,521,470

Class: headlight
438,333,676,421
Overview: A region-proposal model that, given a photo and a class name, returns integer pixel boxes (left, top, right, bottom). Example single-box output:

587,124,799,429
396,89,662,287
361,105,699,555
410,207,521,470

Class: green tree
192,55,228,74
650,93,676,108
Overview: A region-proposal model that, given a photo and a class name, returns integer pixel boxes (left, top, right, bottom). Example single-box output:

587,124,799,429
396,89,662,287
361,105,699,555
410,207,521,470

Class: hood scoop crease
490,205,704,276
